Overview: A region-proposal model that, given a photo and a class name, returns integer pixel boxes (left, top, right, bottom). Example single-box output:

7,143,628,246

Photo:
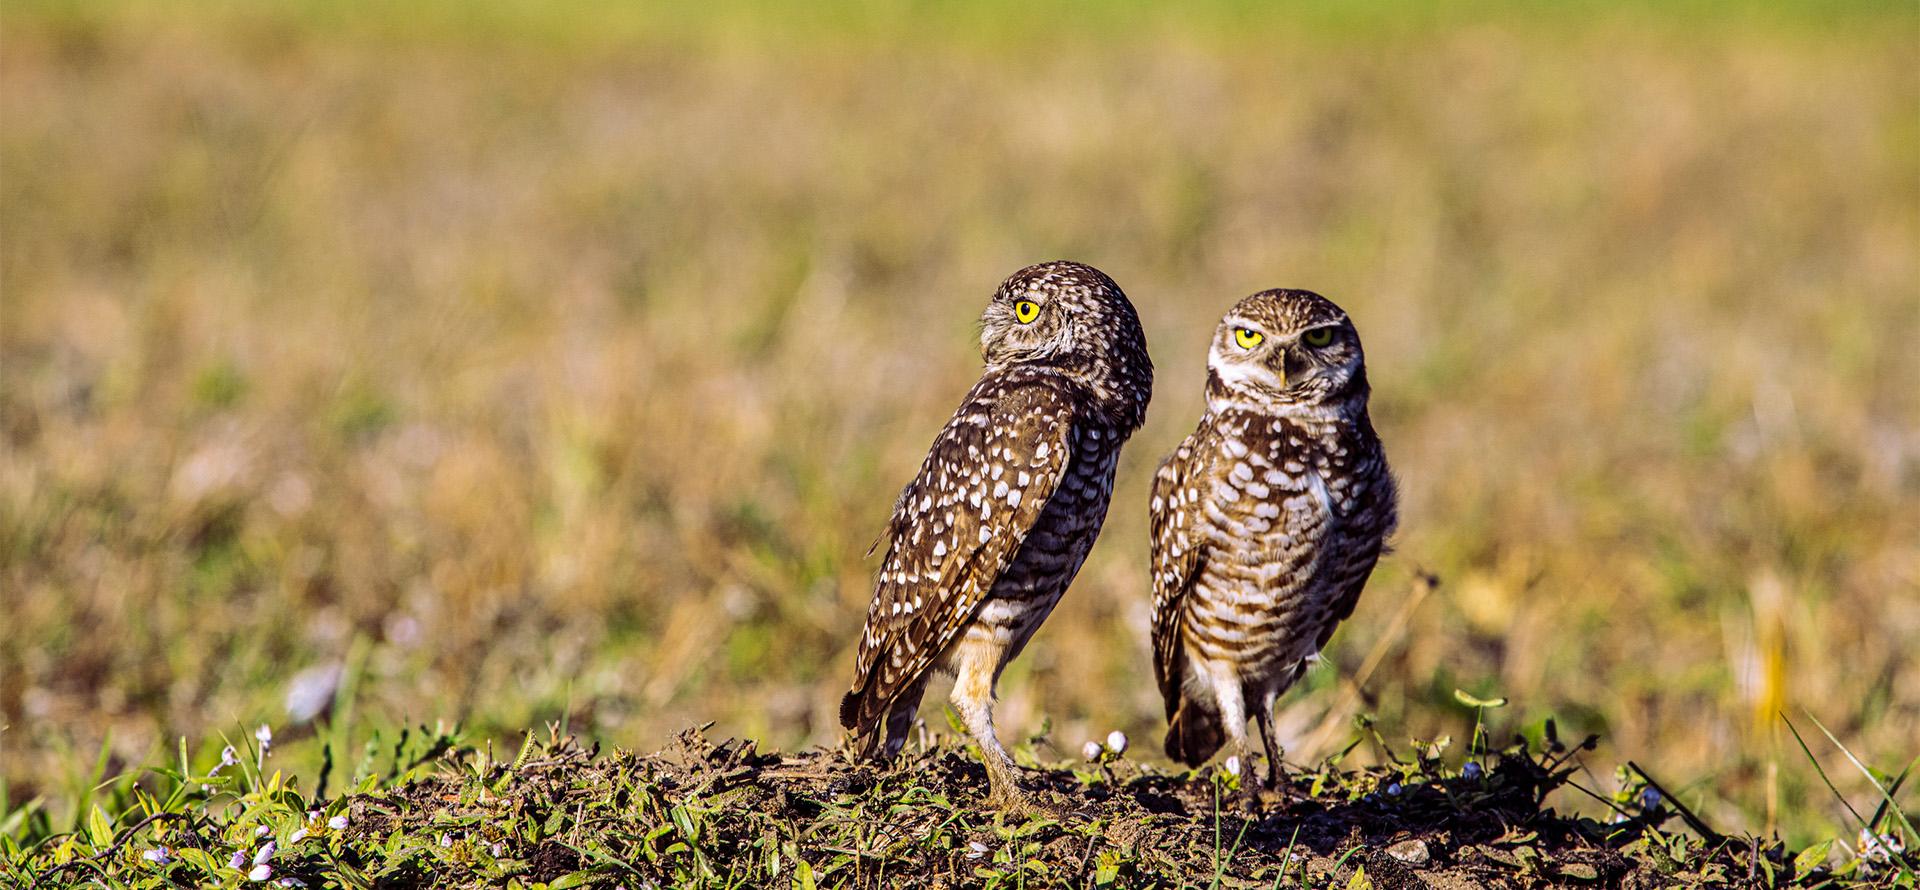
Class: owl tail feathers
842,668,933,763
1164,697,1226,767
838,688,888,761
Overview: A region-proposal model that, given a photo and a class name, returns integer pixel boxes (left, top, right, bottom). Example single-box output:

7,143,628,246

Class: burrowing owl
841,260,1152,806
1149,288,1396,786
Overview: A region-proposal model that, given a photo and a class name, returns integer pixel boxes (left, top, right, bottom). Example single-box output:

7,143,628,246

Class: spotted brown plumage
1150,288,1397,787
841,260,1152,808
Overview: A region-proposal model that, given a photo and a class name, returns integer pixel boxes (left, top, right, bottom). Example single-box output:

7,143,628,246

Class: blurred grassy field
3,0,1916,848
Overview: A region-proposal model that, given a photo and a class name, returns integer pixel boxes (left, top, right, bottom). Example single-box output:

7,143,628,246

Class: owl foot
989,784,1070,820
982,757,1030,810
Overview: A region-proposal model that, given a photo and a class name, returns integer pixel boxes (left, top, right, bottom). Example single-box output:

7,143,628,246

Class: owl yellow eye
1233,328,1263,350
1014,300,1040,324
1303,327,1335,347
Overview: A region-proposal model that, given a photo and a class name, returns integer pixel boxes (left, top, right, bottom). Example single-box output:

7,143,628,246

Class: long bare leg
1205,662,1252,781
949,638,1027,809
1254,701,1288,790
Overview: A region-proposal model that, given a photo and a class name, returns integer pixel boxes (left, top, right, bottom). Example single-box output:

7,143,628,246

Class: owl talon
989,783,1069,820
987,784,1034,814
1260,760,1295,797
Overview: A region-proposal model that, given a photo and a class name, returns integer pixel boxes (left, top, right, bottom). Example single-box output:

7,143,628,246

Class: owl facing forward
841,260,1152,808
1149,288,1396,787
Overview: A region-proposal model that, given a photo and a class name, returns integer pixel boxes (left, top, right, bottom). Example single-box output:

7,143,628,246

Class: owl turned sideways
1150,289,1397,788
840,261,1152,809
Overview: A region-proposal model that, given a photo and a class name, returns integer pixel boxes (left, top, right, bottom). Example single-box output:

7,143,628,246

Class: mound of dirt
327,725,1837,888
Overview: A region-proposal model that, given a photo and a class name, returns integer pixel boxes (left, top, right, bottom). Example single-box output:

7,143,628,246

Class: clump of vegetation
7,718,1911,887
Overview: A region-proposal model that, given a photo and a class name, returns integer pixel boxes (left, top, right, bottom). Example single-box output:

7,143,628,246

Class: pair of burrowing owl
840,261,1395,805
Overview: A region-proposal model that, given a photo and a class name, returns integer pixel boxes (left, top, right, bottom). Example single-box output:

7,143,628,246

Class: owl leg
949,637,1027,809
880,675,930,761
1254,701,1288,790
1205,663,1253,783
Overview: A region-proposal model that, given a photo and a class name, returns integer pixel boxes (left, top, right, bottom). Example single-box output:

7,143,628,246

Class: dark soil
324,726,1859,888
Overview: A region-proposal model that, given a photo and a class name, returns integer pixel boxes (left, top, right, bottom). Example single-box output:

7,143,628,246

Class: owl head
1205,289,1368,412
979,261,1153,425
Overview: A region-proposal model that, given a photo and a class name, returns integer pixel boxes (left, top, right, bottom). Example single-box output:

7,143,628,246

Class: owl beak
1272,346,1292,387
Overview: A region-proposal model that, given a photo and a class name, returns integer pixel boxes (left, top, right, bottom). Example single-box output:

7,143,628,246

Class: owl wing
1312,451,1398,648
1148,432,1211,719
840,377,1078,749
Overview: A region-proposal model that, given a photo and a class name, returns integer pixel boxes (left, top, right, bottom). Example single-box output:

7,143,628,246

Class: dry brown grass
3,1,1915,845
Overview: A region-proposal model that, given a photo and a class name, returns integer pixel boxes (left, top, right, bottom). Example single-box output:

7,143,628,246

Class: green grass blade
1804,712,1918,846
1781,713,1869,830
1867,754,1919,835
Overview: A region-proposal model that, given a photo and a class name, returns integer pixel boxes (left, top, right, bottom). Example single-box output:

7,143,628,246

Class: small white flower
1462,762,1483,780
1224,756,1241,777
229,851,249,869
254,841,276,864
211,745,241,777
1859,828,1904,862
142,846,172,864
492,843,505,857
1105,730,1128,755
249,863,272,881
440,833,452,848
1639,787,1661,810
275,880,306,888
255,724,273,754
288,828,308,843
328,815,349,831
256,825,271,837
1082,741,1104,760
966,841,990,860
